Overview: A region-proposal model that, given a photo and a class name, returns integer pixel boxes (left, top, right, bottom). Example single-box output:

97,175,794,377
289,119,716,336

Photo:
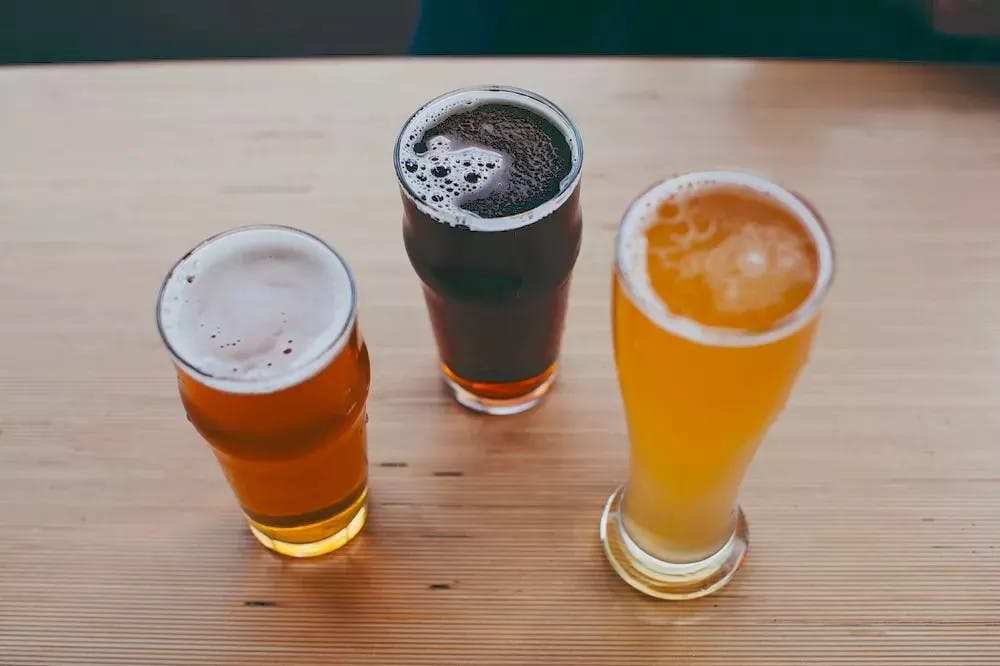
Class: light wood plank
1,58,999,664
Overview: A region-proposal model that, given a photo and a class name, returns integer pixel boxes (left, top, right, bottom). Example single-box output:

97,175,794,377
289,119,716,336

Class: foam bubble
157,226,355,394
617,171,834,347
395,86,582,232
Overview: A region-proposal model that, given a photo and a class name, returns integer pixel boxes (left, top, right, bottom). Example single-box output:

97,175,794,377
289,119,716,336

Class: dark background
1,0,998,64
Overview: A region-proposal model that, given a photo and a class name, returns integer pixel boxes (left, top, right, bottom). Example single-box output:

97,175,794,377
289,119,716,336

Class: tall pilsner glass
600,171,834,599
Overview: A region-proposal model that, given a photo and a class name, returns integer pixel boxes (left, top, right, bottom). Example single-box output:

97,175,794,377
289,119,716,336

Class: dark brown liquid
402,186,582,385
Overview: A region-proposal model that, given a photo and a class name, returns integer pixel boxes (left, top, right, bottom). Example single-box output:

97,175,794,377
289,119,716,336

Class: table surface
2,58,999,665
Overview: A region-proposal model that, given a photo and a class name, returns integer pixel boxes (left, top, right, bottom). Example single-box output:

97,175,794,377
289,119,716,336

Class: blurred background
2,0,998,64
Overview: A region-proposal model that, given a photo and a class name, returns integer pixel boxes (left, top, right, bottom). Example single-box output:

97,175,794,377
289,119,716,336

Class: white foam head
157,225,356,394
394,85,583,232
616,171,835,347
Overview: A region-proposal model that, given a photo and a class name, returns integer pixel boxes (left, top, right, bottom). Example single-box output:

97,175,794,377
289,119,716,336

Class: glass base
442,367,556,416
246,489,368,558
599,486,748,600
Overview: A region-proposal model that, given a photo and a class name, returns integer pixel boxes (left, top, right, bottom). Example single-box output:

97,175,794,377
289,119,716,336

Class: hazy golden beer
156,226,369,558
601,172,834,599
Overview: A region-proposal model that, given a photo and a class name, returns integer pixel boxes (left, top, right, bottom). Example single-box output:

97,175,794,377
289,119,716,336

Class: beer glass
395,86,583,415
156,226,370,558
600,171,834,598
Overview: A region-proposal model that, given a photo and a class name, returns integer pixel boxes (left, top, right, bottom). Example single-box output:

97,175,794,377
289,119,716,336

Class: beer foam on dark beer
617,171,834,347
158,227,354,394
398,89,580,231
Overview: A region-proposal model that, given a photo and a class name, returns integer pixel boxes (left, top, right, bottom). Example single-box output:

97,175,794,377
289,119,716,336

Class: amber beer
396,86,583,415
156,226,369,558
601,172,834,599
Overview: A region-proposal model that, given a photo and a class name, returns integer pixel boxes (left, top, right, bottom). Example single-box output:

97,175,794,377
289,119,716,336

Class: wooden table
2,58,999,664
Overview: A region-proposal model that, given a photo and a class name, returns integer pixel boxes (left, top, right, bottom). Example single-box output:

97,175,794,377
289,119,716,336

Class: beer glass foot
599,486,748,600
246,490,368,558
443,368,556,416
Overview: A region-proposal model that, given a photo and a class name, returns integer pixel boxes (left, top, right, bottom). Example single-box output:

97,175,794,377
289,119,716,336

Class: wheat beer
601,171,834,599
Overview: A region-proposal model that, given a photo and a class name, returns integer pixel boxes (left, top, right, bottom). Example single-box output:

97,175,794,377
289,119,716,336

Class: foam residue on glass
157,226,355,394
616,171,834,347
395,86,582,232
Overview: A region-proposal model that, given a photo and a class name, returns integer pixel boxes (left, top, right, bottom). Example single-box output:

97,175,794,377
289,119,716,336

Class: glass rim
392,84,584,232
155,224,358,394
615,170,836,348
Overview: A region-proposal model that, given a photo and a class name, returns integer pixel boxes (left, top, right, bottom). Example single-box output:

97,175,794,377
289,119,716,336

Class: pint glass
396,86,583,415
156,226,370,557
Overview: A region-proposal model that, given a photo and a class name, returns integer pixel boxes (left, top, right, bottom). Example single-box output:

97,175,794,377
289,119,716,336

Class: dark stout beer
396,86,583,415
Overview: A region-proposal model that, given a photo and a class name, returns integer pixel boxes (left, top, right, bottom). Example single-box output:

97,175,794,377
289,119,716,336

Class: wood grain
1,58,999,665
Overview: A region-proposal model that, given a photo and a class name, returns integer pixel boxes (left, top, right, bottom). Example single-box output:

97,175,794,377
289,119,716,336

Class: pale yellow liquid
614,185,820,562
